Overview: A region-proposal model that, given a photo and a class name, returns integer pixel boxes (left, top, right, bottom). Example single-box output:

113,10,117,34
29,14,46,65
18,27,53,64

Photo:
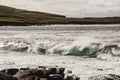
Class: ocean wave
0,39,120,59
0,41,29,52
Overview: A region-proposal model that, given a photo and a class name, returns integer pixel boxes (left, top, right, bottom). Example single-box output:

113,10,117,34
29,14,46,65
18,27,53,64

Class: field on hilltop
0,5,120,26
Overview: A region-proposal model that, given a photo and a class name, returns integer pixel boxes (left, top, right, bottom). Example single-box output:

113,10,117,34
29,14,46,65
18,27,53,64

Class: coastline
0,19,120,26
1,22,120,26
0,5,120,26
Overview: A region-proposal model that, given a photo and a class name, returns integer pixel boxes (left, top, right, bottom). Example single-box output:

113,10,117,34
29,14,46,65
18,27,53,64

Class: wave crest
0,39,120,59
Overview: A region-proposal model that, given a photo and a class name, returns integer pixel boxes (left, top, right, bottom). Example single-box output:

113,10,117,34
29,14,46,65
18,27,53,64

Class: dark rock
0,66,81,80
48,68,57,74
40,78,48,80
58,68,65,74
26,76,36,80
43,70,49,78
20,67,29,71
65,75,80,80
0,72,18,80
26,76,41,80
57,68,65,78
65,76,73,80
0,77,4,80
34,69,45,78
14,70,34,79
0,68,19,75
0,69,6,73
38,66,46,69
48,74,64,80
15,69,45,80
35,77,41,80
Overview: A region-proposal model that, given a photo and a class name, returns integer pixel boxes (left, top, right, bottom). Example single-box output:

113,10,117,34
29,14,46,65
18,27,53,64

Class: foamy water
0,25,120,79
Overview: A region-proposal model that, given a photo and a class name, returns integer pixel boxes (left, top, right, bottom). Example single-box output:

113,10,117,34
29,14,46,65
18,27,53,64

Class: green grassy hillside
0,5,120,26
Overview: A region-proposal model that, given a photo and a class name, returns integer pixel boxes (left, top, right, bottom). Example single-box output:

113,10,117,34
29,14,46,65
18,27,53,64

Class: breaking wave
0,38,120,59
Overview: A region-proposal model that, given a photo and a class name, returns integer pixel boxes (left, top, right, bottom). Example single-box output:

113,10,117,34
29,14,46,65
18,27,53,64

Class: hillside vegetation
0,5,120,26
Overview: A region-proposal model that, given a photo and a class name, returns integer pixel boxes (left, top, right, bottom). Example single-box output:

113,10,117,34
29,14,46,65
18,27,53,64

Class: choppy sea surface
0,24,120,79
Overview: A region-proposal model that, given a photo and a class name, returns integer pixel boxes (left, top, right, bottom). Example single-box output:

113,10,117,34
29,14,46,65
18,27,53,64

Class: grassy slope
0,5,120,26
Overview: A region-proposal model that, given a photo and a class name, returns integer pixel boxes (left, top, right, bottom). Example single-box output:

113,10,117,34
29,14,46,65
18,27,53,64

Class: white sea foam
0,25,120,79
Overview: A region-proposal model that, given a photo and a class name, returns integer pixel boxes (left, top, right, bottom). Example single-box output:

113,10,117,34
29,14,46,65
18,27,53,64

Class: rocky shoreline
0,66,80,80
0,66,120,80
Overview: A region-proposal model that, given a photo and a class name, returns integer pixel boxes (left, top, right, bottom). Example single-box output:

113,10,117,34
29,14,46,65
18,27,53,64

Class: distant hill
0,5,120,26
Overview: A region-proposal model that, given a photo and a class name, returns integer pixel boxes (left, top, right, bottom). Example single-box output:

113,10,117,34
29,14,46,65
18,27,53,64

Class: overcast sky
0,0,120,17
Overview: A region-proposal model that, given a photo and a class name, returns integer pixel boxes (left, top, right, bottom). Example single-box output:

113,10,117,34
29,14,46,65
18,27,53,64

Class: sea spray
0,25,120,80
1,37,120,59
0,25,120,59
0,41,29,52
